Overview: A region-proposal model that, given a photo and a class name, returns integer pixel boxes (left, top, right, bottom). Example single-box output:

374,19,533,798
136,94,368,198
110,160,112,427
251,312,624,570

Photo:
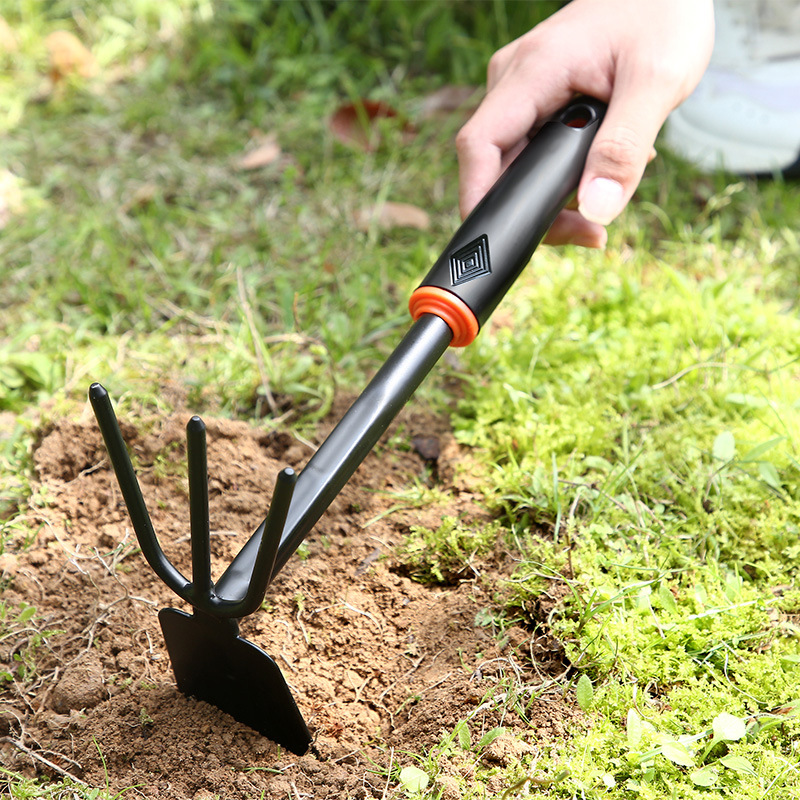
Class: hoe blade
159,608,312,755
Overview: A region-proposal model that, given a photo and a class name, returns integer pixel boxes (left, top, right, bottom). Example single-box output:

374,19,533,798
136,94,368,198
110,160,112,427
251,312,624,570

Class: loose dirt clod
0,403,576,798
50,652,106,713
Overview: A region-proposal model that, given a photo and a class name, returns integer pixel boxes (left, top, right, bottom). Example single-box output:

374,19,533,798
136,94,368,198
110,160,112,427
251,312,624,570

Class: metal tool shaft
214,313,452,598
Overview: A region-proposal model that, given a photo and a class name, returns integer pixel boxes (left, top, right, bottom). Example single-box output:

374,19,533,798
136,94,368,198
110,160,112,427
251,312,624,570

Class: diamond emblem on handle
449,234,491,286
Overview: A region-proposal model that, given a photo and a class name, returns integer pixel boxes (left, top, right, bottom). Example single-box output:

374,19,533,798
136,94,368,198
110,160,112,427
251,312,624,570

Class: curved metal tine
88,383,189,597
186,416,212,601
226,467,296,618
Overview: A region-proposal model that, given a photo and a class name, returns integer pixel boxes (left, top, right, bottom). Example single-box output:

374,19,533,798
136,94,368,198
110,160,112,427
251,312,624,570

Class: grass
444,164,800,796
1,1,800,799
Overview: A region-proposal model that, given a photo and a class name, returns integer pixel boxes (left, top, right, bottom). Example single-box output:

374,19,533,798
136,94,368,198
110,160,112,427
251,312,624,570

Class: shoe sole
666,106,800,178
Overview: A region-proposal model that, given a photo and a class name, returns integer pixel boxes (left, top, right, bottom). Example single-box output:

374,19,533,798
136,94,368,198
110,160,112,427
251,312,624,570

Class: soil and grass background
1,2,800,798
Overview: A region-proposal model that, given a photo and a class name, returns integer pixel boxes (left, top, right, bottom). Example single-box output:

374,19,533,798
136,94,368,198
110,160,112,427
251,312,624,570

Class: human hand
456,0,715,247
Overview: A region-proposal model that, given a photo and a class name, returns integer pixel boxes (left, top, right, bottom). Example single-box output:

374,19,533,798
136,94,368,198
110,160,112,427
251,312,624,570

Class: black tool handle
410,96,605,342
91,96,606,618
217,96,606,599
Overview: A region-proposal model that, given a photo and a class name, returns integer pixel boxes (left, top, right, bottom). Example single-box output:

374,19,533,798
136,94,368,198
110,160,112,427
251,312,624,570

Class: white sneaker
665,0,800,176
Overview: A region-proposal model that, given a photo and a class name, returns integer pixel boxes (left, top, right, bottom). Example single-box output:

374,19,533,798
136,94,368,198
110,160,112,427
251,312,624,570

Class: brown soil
0,398,577,799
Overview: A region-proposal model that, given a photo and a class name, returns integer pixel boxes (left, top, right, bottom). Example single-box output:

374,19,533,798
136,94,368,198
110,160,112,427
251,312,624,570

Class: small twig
380,747,395,800
0,736,87,785
34,665,61,715
650,361,732,390
342,602,384,637
294,605,310,647
279,653,298,673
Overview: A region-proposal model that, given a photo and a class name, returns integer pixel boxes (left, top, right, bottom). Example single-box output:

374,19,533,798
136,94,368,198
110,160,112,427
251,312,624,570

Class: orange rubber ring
408,286,479,348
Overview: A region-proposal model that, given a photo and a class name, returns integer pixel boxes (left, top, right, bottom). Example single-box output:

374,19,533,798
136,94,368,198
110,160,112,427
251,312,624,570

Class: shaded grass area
2,1,800,799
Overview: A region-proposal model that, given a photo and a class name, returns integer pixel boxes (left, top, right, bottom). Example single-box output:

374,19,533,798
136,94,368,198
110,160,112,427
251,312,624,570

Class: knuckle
593,128,643,174
486,50,506,83
510,31,548,68
455,124,477,156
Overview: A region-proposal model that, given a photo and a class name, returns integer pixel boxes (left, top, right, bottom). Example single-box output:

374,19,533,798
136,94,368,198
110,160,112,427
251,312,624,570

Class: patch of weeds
0,601,59,687
0,336,63,412
396,516,501,585
361,481,451,530
407,720,565,800
0,415,36,523
151,441,188,485
450,173,800,795
562,693,800,797
0,768,105,799
138,707,154,728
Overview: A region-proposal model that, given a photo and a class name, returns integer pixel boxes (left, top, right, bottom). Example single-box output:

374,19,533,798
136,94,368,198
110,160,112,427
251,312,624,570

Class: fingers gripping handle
409,96,606,346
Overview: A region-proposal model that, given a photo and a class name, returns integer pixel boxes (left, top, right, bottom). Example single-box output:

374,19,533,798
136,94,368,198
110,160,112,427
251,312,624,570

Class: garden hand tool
89,96,605,755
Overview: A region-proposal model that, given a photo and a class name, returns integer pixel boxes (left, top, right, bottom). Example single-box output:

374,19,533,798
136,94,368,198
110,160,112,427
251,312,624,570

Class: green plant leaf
657,582,679,614
576,674,593,711
719,754,756,775
725,393,768,408
456,721,471,751
660,738,695,767
398,766,429,794
740,436,784,463
626,708,643,749
758,461,781,489
712,431,736,462
477,727,505,750
712,712,747,742
689,766,719,787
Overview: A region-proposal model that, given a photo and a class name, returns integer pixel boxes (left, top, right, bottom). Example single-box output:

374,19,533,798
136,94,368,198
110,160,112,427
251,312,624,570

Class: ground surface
0,397,575,799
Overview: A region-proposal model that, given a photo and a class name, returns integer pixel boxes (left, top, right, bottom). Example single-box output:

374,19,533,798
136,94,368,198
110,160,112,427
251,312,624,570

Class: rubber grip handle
410,96,606,346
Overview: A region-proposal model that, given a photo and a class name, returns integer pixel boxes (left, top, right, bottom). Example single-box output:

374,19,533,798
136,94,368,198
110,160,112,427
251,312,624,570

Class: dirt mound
0,402,576,798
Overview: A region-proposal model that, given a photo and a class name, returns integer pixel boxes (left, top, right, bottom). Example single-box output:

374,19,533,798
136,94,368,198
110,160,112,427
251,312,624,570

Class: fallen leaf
46,30,97,82
419,84,480,119
329,99,413,151
236,135,282,170
411,436,440,461
0,16,18,53
354,201,429,232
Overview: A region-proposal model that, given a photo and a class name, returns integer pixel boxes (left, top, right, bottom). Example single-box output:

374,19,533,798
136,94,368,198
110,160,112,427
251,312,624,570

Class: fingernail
578,177,625,226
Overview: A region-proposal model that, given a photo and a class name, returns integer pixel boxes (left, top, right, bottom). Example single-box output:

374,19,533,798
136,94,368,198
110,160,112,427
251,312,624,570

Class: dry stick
237,265,278,415
379,747,395,800
649,360,733,390
33,665,62,716
0,736,87,785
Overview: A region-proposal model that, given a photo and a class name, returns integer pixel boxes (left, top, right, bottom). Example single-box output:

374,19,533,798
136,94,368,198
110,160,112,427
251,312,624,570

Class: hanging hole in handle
560,103,598,129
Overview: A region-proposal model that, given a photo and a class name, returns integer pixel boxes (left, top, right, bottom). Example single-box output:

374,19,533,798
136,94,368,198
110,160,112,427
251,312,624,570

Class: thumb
577,86,669,226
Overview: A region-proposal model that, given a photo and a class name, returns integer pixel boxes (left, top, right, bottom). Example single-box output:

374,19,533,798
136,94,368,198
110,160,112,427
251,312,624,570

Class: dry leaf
46,30,97,82
411,436,440,461
419,85,480,119
329,100,413,151
355,201,430,232
0,16,18,53
236,135,282,170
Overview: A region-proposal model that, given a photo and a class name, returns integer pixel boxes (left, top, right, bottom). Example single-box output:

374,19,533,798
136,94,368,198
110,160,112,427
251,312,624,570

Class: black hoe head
159,608,312,756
